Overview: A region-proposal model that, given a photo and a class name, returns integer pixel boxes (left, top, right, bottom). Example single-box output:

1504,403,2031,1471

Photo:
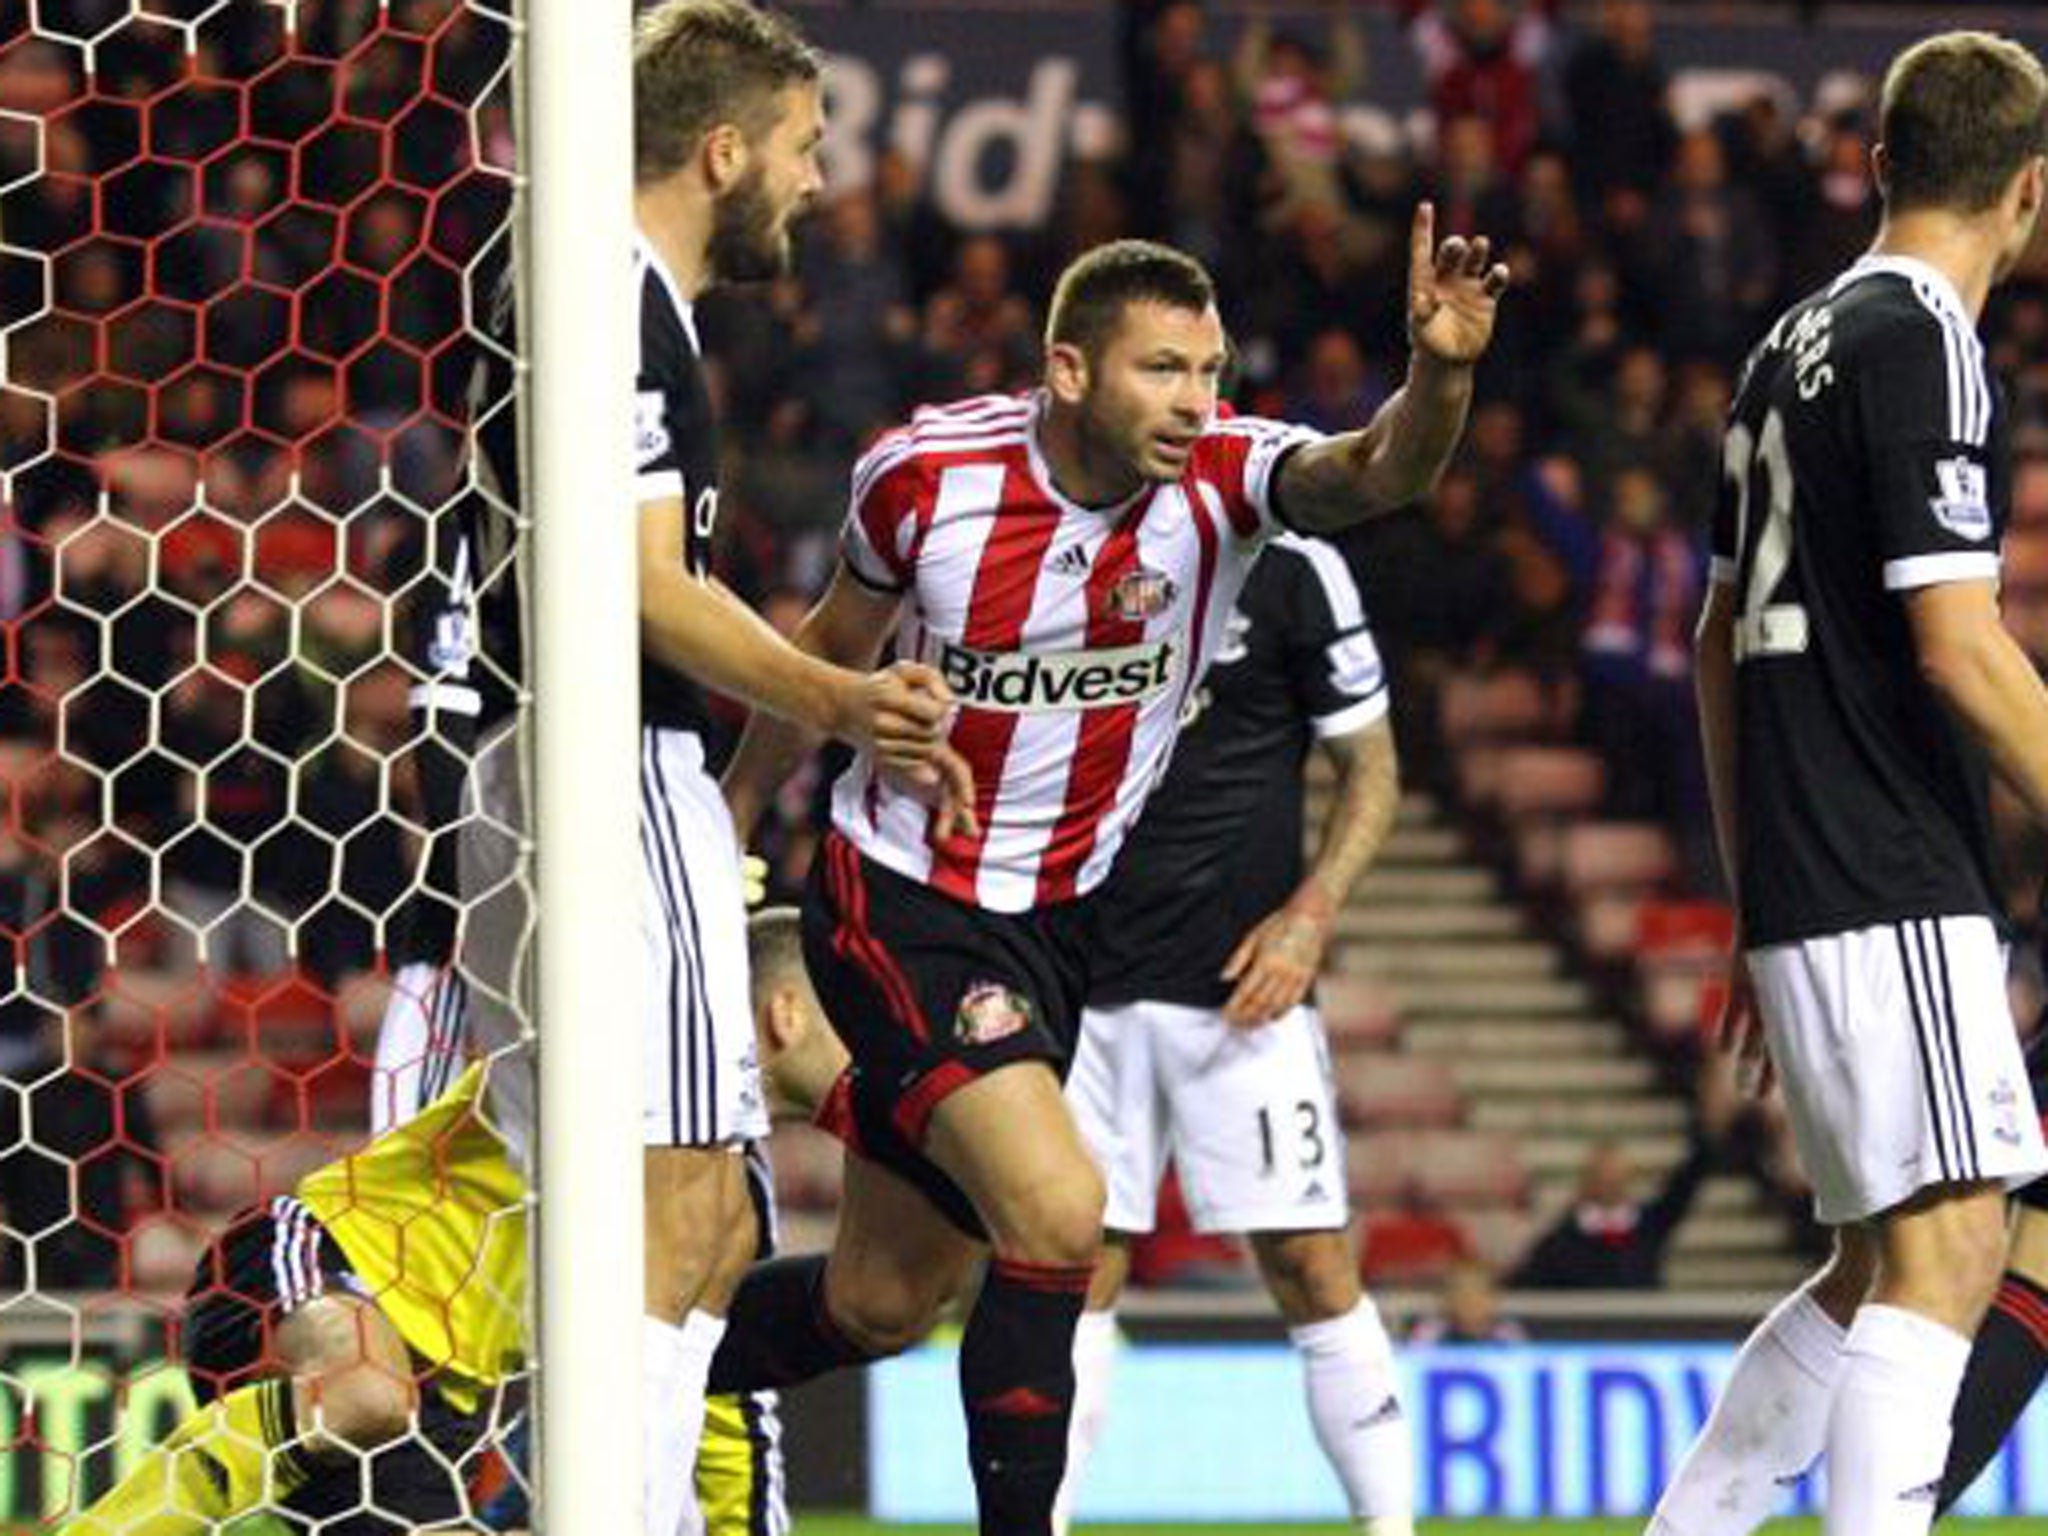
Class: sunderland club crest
956,981,1034,1045
1104,565,1178,623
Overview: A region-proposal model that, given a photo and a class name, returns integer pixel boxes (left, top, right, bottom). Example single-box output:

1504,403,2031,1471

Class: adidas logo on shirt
1047,543,1092,579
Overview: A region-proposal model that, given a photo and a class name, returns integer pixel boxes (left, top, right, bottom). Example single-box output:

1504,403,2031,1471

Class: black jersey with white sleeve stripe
1715,254,2009,946
1088,534,1389,1008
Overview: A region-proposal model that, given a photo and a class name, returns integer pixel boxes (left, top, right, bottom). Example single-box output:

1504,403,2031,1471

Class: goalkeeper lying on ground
61,908,846,1535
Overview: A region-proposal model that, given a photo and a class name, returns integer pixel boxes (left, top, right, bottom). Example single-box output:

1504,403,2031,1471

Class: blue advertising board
870,1339,2048,1521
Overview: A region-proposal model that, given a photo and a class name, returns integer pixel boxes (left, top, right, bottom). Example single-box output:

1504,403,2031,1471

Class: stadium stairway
1311,769,1809,1293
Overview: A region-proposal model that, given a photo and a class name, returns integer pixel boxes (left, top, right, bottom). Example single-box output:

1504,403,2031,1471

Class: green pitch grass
797,1524,2040,1535
793,1524,2042,1535
14,1520,2040,1534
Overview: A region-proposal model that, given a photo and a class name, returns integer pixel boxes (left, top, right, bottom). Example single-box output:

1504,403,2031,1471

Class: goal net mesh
0,0,528,1525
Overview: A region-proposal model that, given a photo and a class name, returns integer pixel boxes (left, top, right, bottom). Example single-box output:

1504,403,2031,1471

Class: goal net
0,0,638,1527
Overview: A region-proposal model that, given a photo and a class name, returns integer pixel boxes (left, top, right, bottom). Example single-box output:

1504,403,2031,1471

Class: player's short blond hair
1880,31,2048,213
746,904,808,1013
634,0,820,187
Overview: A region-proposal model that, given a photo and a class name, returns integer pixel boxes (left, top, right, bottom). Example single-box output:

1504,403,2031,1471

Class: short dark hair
634,0,821,187
1880,31,2048,214
1045,240,1217,359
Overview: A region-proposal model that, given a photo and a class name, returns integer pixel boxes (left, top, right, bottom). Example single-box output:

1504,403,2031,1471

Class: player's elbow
637,547,704,618
1907,581,2008,713
1348,451,1438,526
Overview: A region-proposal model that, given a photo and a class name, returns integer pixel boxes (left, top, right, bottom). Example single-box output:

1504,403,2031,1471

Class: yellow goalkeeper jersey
294,1061,527,1413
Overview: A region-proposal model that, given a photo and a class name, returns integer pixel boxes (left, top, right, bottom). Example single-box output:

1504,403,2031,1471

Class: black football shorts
800,830,1095,1237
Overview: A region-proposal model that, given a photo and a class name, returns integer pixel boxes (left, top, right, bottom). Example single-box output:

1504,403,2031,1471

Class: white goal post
524,0,646,1529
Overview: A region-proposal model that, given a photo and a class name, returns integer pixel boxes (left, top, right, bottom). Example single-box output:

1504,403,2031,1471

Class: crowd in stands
7,0,2048,1297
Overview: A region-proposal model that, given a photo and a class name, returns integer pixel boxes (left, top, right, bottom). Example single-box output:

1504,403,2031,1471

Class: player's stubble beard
707,161,793,286
1074,391,1174,501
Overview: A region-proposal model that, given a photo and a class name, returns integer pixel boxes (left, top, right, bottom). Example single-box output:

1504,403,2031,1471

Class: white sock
645,1310,724,1536
1290,1299,1414,1535
1053,1309,1120,1536
1821,1304,1969,1536
1647,1288,1846,1536
370,960,464,1133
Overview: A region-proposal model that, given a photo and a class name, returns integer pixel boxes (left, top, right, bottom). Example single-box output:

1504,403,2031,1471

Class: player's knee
998,1161,1105,1269
645,1227,716,1320
826,1268,948,1357
1945,1201,2013,1308
644,1155,754,1317
701,1193,760,1313
1930,1195,2009,1290
1809,1228,1878,1324
1879,1186,2012,1327
1252,1231,1359,1323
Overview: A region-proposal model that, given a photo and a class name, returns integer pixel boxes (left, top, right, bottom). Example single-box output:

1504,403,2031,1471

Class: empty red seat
1558,823,1675,896
1636,899,1734,957
1441,670,1556,747
99,969,220,1053
1460,1207,1539,1272
1349,1130,1528,1208
1358,1203,1472,1285
1493,747,1607,821
140,1053,276,1132
214,970,342,1065
1317,974,1402,1048
1334,1053,1463,1129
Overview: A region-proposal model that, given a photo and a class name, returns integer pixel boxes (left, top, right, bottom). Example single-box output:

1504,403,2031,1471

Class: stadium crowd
7,0,2048,1303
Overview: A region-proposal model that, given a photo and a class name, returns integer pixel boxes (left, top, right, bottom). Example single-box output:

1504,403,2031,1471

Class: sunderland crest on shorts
956,981,1033,1045
1104,566,1178,623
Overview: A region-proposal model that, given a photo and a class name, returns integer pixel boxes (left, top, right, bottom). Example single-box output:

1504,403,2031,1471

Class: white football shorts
1749,914,2047,1225
638,725,768,1148
1067,999,1347,1234
459,719,768,1170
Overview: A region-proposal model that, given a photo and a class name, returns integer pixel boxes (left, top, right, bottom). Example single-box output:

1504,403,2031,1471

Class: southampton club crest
1103,565,1179,623
956,981,1034,1046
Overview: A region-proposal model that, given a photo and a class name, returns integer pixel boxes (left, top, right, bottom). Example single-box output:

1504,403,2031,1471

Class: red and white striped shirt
835,391,1320,912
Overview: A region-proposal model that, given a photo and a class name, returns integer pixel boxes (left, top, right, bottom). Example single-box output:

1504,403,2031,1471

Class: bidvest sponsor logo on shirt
937,636,1178,712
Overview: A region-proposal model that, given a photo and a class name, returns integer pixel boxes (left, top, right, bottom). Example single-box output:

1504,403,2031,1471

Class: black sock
960,1256,1090,1536
1938,1270,2048,1515
705,1255,872,1394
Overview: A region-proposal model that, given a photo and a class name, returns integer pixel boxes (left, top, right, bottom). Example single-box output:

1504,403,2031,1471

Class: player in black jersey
620,14,969,1530
371,543,792,1536
394,7,967,1532
1058,535,1410,1535
1648,33,2048,1536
